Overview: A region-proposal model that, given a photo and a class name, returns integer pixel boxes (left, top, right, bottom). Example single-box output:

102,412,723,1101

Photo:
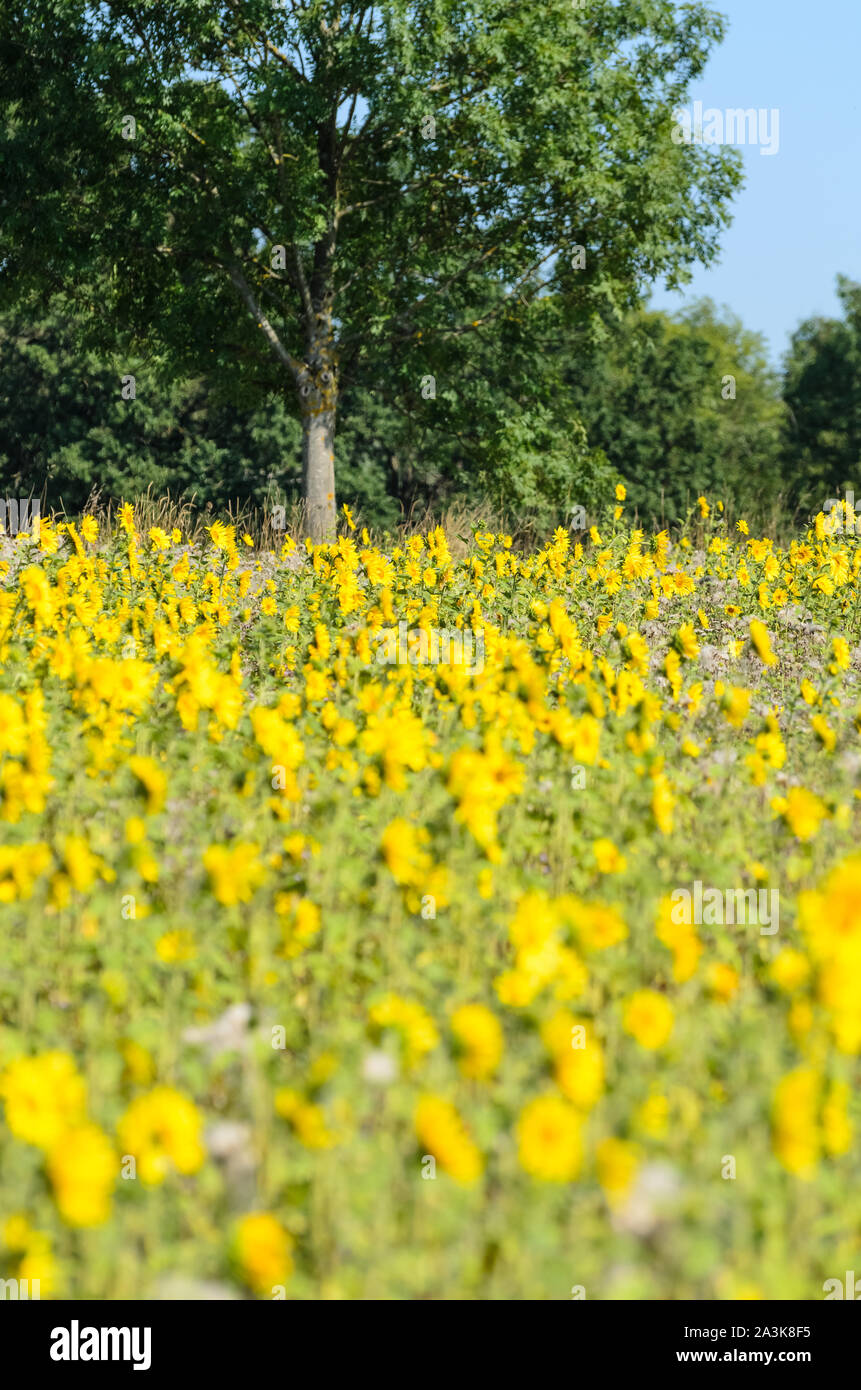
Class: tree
1,0,741,538
782,276,861,515
0,305,303,516
565,299,786,525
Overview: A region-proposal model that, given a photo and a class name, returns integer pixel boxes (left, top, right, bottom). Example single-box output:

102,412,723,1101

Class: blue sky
648,0,861,366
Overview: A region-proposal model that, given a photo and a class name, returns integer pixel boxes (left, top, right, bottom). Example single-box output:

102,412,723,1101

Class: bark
298,304,338,543
301,398,336,542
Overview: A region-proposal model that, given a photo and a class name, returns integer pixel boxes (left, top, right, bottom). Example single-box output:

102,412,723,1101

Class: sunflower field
0,492,859,1300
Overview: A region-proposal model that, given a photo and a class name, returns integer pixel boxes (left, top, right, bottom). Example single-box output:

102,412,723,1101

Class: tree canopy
566,298,787,526
782,276,861,516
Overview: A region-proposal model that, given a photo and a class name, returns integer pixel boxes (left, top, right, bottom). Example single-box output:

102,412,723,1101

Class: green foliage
0,310,302,515
476,406,616,532
566,300,787,525
0,299,613,532
781,276,861,514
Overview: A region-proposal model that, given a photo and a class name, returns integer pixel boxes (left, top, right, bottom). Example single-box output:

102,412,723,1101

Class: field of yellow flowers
0,492,859,1300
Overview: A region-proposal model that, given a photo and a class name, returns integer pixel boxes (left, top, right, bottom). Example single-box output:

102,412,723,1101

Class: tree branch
225,262,304,382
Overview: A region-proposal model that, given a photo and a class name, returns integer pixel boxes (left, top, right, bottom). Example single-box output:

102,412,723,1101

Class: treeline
2,276,859,534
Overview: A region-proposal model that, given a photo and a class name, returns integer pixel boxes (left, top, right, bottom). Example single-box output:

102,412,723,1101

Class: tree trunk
298,291,338,542
301,400,336,543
